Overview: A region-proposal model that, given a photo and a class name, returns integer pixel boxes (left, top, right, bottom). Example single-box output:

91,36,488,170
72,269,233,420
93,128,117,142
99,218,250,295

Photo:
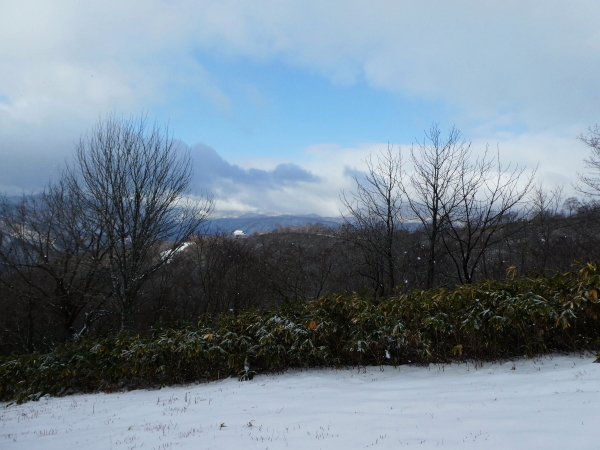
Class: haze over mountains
2,195,344,235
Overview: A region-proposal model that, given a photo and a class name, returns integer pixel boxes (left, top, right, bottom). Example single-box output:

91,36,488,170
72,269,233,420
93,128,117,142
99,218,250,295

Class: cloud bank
3,0,599,131
1,1,597,213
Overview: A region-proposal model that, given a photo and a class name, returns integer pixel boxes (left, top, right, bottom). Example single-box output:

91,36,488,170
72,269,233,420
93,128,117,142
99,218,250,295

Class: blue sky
156,55,451,161
0,1,597,215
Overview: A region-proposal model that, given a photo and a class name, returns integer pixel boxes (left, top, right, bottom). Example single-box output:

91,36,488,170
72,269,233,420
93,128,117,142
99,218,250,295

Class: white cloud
1,0,597,211
158,1,600,131
3,0,600,132
222,131,590,217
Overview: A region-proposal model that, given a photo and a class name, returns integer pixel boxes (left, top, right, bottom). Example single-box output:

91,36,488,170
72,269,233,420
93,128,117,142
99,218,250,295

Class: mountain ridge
203,214,344,235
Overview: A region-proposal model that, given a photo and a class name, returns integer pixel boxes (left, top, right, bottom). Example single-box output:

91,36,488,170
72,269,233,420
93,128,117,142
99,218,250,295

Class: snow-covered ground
1,354,598,449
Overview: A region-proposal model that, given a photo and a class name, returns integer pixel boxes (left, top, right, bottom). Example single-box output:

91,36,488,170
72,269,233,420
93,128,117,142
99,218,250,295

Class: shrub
2,263,600,403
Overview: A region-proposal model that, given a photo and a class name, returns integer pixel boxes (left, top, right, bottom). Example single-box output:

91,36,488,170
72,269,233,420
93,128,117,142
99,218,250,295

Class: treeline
2,195,600,355
2,118,600,356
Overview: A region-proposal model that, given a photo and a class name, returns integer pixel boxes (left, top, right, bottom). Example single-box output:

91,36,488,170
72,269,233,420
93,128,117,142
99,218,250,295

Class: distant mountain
202,214,345,235
236,213,271,219
1,196,420,236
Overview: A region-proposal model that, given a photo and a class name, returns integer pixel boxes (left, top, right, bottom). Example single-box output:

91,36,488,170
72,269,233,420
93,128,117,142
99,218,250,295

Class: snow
1,354,598,449
160,241,193,262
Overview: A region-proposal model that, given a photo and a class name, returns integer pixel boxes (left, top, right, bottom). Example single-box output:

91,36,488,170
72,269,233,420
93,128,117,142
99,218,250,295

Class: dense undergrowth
2,264,600,404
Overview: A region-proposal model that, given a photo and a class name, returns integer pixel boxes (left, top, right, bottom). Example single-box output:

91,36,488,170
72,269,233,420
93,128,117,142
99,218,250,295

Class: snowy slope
1,355,598,449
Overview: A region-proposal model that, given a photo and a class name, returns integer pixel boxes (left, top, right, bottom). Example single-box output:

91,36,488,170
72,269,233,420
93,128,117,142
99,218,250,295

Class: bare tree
340,146,404,296
403,124,470,288
563,197,581,217
441,150,535,283
65,114,214,330
258,231,336,301
0,180,108,347
162,233,269,318
577,125,600,196
525,183,564,272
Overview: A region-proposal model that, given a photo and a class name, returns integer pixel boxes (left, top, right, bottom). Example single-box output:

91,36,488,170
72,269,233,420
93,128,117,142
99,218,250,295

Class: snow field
1,354,598,449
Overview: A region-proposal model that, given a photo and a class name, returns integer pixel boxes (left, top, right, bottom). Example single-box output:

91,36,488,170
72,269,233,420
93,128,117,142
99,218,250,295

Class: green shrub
2,263,600,404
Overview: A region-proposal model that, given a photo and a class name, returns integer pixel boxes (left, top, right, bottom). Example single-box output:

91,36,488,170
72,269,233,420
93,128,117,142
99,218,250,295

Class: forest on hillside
2,118,600,356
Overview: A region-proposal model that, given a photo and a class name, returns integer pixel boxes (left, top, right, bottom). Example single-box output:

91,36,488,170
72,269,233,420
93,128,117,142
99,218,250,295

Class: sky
1,354,599,449
1,0,599,216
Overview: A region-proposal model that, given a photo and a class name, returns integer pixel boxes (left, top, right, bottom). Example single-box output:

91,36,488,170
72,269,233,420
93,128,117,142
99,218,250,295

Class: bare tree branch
403,124,471,288
340,145,404,295
577,124,600,196
64,113,214,330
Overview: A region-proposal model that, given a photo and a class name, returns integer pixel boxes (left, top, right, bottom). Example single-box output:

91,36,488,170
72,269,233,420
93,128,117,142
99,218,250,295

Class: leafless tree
64,114,214,330
340,146,404,295
0,180,108,347
258,232,337,301
441,150,535,283
403,124,471,288
169,234,266,317
563,197,581,217
525,183,564,272
577,125,600,196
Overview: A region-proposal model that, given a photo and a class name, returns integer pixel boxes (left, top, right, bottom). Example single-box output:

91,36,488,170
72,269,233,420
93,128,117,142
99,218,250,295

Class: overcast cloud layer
0,1,597,215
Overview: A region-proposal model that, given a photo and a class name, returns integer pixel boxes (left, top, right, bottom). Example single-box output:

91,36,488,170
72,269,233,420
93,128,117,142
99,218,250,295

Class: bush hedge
2,263,600,404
